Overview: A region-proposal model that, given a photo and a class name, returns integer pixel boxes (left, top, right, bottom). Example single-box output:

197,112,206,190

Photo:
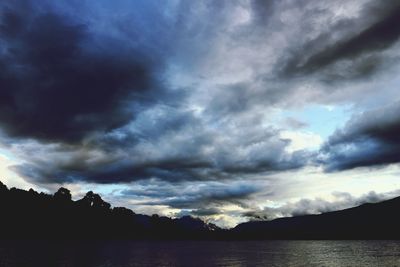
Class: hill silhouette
0,181,221,240
233,196,400,239
1,181,400,240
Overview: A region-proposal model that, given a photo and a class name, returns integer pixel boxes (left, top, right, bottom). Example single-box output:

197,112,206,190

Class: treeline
0,181,222,240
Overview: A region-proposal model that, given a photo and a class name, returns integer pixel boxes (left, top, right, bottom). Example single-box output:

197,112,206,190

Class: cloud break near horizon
1,0,400,227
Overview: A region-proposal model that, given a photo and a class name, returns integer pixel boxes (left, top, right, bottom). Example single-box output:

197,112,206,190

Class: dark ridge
1,181,400,240
0,181,223,240
233,197,400,240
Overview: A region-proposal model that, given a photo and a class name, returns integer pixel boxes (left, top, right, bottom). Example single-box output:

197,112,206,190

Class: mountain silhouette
233,196,400,239
1,181,400,240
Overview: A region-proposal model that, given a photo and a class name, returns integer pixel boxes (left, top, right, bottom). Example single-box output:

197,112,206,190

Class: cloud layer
1,0,400,226
320,101,400,171
0,7,161,143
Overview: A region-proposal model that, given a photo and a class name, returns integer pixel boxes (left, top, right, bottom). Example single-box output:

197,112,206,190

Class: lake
0,240,399,267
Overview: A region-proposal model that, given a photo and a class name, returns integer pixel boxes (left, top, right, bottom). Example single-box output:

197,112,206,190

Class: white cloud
280,130,323,153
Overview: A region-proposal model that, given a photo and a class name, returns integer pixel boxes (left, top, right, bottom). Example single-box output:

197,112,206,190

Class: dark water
0,240,400,267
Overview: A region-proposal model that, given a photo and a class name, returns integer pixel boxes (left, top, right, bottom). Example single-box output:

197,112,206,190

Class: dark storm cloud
6,108,212,184
117,179,260,221
281,1,400,79
3,0,399,189
14,156,214,184
0,4,162,143
189,207,222,217
10,111,307,184
319,101,400,171
123,180,259,210
159,183,257,209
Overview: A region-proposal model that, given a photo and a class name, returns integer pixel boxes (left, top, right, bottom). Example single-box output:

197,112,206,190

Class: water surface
1,240,399,267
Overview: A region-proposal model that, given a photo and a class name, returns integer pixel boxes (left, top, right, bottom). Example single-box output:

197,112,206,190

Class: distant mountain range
1,181,399,240
233,195,400,239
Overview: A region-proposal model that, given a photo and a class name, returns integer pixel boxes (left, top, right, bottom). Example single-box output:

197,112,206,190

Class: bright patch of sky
280,104,352,139
0,154,34,190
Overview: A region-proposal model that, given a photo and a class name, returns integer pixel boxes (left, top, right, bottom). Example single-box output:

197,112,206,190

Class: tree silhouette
54,187,71,202
0,181,7,193
77,191,111,211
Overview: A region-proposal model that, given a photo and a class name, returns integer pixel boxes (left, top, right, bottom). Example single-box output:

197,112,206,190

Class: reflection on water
0,240,400,267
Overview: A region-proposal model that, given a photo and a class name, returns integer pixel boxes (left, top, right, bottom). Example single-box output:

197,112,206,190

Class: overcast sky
1,0,400,227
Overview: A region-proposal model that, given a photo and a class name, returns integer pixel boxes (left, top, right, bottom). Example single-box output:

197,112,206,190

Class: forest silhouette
0,181,220,240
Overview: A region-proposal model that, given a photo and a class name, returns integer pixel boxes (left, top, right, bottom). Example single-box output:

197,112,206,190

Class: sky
1,0,400,228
